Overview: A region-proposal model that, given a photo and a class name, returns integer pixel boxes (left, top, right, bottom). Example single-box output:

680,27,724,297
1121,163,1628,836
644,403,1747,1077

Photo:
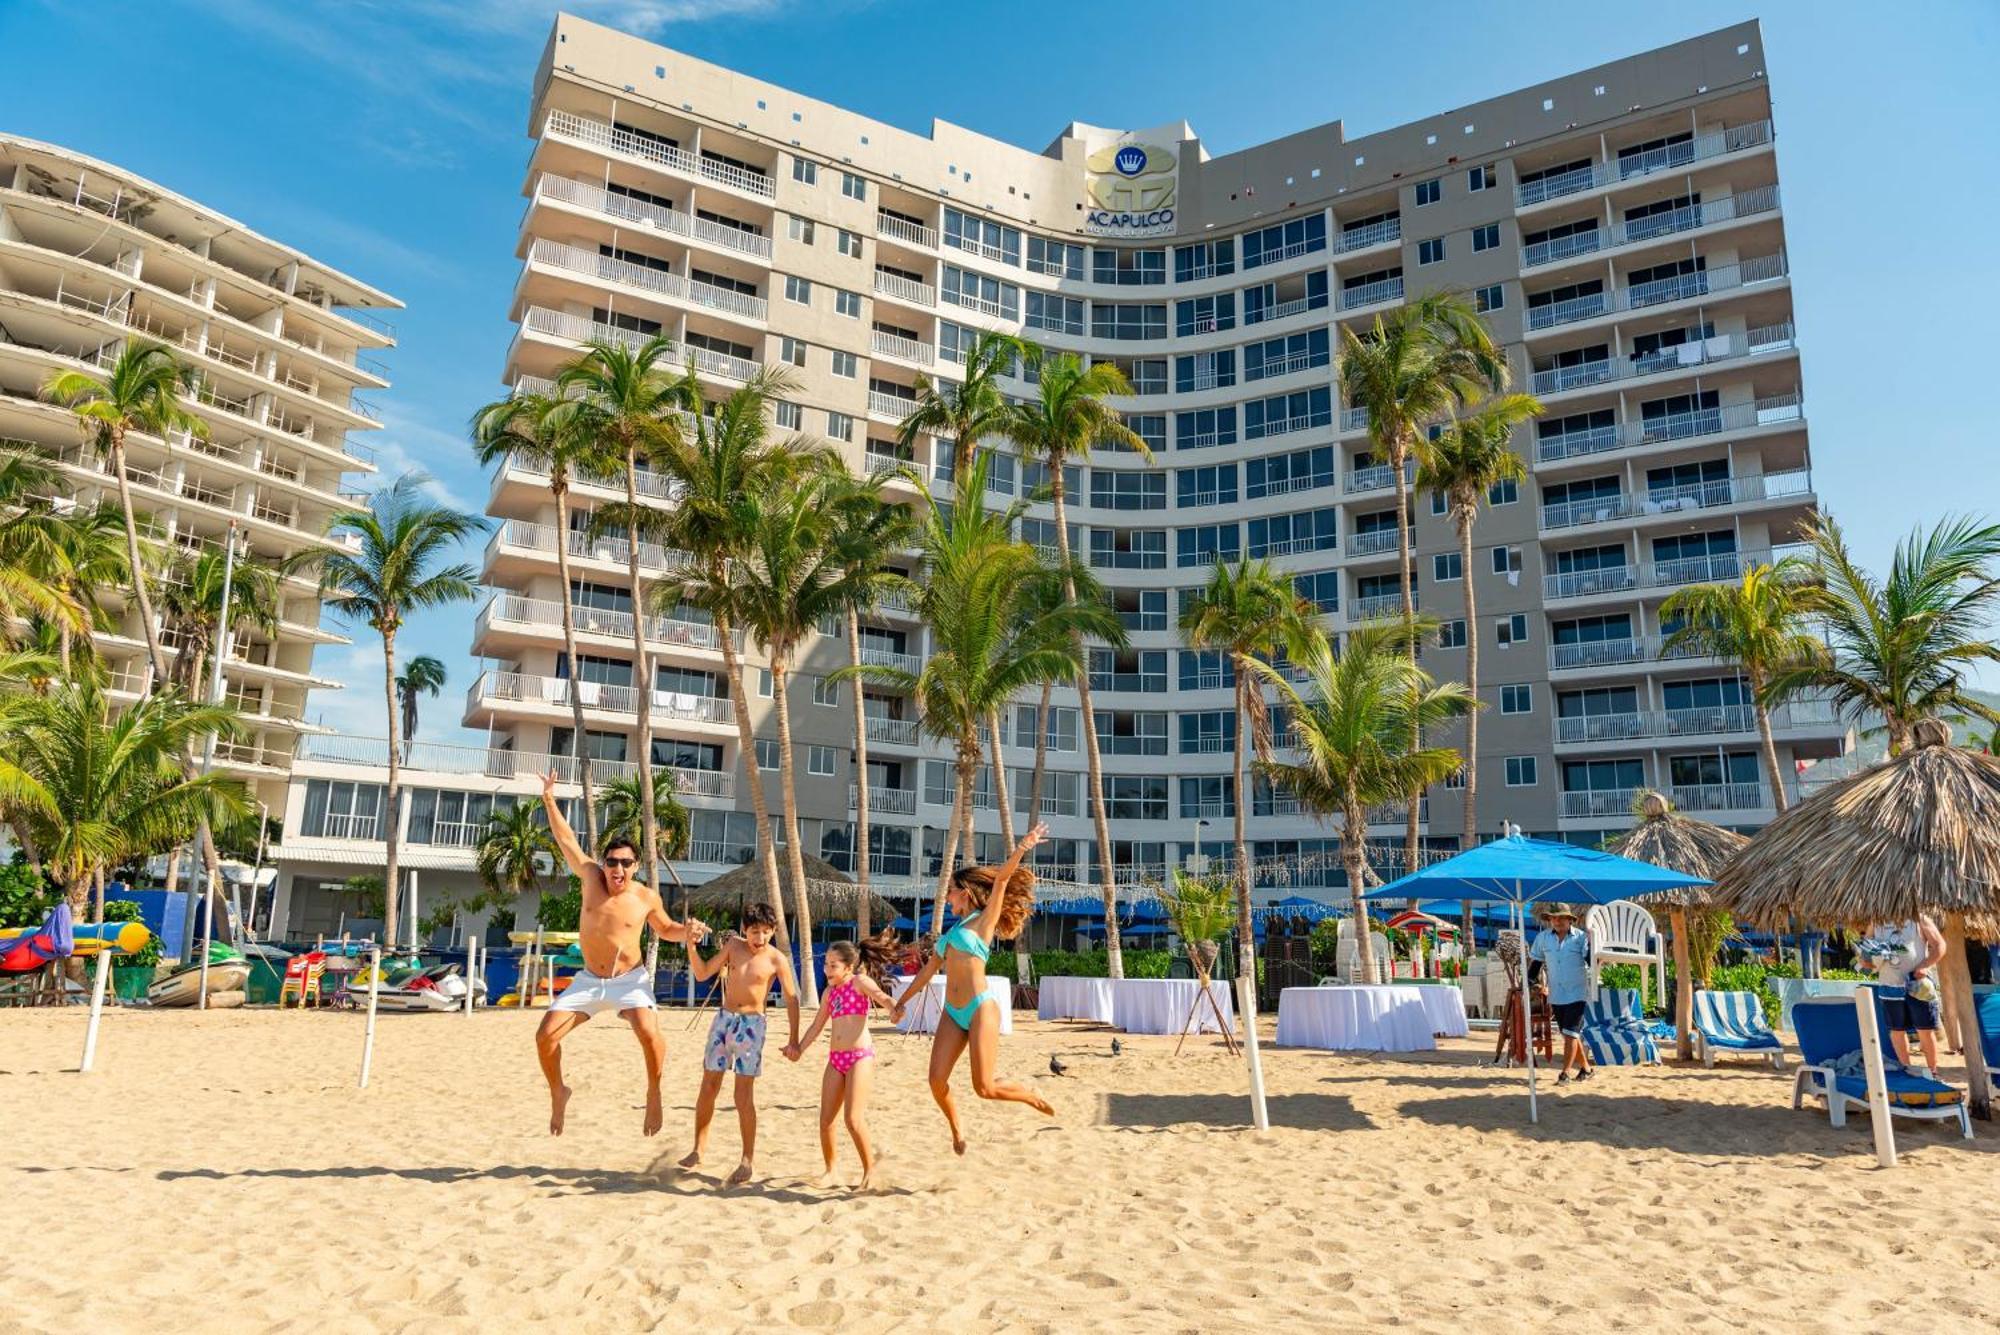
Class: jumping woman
890,822,1054,1153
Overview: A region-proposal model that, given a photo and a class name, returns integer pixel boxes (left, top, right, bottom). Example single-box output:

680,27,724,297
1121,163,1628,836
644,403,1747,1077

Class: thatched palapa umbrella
682,854,895,935
1710,718,2000,1118
1611,791,1748,1061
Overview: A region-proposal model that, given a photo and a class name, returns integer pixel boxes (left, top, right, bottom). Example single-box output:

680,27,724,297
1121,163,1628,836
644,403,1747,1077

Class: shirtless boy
678,901,800,1185
535,770,708,1137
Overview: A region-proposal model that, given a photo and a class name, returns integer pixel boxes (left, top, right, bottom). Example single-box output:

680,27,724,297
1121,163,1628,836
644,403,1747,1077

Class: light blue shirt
1531,927,1594,1006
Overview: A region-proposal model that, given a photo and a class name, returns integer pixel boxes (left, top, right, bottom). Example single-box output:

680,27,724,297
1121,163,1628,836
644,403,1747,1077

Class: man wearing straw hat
1531,903,1596,1083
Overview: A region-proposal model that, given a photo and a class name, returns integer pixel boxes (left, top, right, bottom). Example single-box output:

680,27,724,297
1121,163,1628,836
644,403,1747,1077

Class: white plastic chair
1585,900,1665,1006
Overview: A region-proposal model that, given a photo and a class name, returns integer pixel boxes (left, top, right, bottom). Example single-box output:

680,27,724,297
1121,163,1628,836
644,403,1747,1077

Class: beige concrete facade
436,14,1845,907
0,135,397,813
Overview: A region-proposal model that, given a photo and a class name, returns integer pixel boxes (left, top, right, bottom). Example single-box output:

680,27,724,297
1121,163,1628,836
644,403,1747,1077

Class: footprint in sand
1068,1270,1121,1291
787,1299,844,1327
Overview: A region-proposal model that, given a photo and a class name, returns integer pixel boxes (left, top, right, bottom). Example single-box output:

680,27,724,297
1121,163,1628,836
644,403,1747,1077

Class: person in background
1531,904,1595,1083
1859,915,1946,1079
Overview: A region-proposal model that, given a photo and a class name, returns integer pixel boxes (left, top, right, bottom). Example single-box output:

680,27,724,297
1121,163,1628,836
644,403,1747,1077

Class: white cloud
357,402,487,515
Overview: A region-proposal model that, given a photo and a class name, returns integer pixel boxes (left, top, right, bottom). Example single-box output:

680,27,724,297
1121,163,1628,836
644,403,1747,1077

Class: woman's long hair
951,863,1037,941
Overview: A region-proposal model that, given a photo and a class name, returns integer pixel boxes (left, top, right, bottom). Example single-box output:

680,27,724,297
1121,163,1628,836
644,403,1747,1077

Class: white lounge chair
1692,989,1784,1069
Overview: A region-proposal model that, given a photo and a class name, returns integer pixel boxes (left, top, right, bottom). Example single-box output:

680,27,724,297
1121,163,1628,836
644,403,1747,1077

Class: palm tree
1179,558,1324,985
637,368,805,941
721,463,877,1005
0,444,94,648
1659,557,1826,812
551,339,696,904
320,475,484,948
396,655,448,755
594,771,691,865
847,451,1115,931
470,388,619,848
1260,622,1474,983
0,677,247,918
475,799,558,919
42,342,209,686
1771,514,2000,756
1340,293,1507,872
897,329,1025,481
1415,393,1541,859
156,542,281,696
9,502,136,672
822,472,919,941
1004,350,1150,976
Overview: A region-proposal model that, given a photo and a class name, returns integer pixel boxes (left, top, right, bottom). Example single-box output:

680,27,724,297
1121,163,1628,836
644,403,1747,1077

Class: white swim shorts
549,965,655,1016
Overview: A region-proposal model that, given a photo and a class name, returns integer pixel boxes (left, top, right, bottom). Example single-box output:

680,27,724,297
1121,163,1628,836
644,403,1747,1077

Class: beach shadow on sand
154,1162,913,1201
1100,1091,1371,1133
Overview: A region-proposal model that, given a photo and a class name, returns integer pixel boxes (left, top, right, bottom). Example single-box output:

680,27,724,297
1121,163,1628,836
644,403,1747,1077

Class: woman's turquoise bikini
934,920,994,1030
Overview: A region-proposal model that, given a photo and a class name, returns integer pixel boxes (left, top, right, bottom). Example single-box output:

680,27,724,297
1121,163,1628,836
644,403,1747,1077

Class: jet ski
345,960,488,1012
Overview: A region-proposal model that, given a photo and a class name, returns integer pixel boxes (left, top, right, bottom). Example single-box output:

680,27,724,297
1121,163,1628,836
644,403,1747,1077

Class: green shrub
0,859,56,930
536,886,581,932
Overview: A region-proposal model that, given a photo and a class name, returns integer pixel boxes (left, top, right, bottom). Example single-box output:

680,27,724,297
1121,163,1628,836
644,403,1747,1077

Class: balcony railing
477,593,724,651
1339,276,1404,311
533,173,773,259
542,109,774,198
527,239,768,321
1539,468,1813,530
876,212,937,248
467,669,735,726
1549,636,1652,671
1345,461,1412,494
1560,788,1641,818
864,716,920,745
1535,392,1804,464
492,517,694,575
1349,592,1408,620
1529,321,1797,397
1543,565,1639,600
1516,120,1773,207
872,271,936,308
520,307,759,381
868,389,918,420
859,644,921,674
1525,252,1788,332
1346,529,1400,556
1521,184,1781,269
1557,700,1841,744
1671,782,1770,813
869,330,932,364
1337,216,1402,253
851,783,917,815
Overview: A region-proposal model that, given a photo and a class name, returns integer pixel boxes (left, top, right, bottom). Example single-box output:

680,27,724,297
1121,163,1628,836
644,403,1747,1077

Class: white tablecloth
1110,978,1235,1036
893,976,1013,1035
1038,976,1116,1023
1409,984,1470,1037
1276,985,1436,1052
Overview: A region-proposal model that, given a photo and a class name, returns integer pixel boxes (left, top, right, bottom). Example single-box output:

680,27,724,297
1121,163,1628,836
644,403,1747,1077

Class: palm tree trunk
1391,435,1421,878
93,864,106,927
988,708,1016,848
1027,683,1051,825
552,481,598,849
933,767,966,934
1940,916,1992,1120
1052,474,1124,979
846,607,871,940
715,604,788,944
770,659,820,1007
1457,510,1480,944
381,624,402,951
1748,668,1789,813
109,431,169,687
1231,672,1254,984
1343,782,1376,986
621,450,663,963
1670,907,1694,1061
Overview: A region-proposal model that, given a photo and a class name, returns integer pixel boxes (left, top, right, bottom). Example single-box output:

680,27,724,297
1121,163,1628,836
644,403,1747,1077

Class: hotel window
1243,387,1332,440
831,350,857,378
1093,247,1166,285
1101,775,1168,822
793,158,818,185
1175,293,1235,336
1178,776,1234,819
834,289,862,318
787,215,815,244
1496,613,1528,646
1248,508,1337,558
784,275,812,305
299,779,386,839
941,265,1020,319
826,411,854,442
1506,756,1538,787
841,171,866,201
1090,303,1166,341
837,228,862,258
775,401,802,430
813,674,840,706
943,207,1023,266
808,745,836,777
1174,239,1235,281
1472,223,1501,252
1500,684,1532,714
1245,445,1335,499
1179,711,1236,755
1240,215,1327,269
1088,529,1167,570
1469,163,1496,192
1415,179,1441,206
1027,236,1085,279
1176,523,1241,568
1433,552,1463,582
1021,459,1082,500
1175,350,1235,392
1492,544,1523,575
1176,463,1238,507
1293,569,1340,614
1418,238,1445,265
1436,618,1466,649
1093,469,1166,511
1176,407,1238,449
755,739,780,770
1488,477,1518,505
1026,291,1084,336
779,336,806,367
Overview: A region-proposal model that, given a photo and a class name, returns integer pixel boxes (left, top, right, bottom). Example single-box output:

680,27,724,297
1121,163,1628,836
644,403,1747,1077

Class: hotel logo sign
1084,129,1179,238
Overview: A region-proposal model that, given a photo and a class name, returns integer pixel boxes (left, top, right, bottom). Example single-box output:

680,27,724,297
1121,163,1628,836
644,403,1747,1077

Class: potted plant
1161,869,1241,1055
103,900,161,1000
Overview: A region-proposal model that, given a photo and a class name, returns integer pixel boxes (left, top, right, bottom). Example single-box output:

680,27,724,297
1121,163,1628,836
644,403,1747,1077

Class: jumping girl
890,822,1054,1153
788,932,899,1188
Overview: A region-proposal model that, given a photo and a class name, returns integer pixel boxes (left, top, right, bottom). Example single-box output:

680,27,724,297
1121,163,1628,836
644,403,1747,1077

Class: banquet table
1405,984,1470,1038
893,976,1013,1035
1038,976,1116,1023
1275,984,1437,1052
1109,978,1235,1036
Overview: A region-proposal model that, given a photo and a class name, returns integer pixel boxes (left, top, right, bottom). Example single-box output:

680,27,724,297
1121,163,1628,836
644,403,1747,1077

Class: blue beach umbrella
1364,834,1709,1122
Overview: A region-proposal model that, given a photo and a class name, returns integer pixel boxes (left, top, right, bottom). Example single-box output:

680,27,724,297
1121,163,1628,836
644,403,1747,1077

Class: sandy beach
4,1005,1994,1333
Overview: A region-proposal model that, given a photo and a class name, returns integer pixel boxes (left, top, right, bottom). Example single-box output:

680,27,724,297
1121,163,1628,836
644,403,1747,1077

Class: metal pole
359,946,382,1088
464,938,478,1018
192,520,239,1011
1520,896,1538,1124
80,940,114,1072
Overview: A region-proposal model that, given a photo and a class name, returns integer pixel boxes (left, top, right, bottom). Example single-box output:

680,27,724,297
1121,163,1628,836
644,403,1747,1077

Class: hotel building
274,16,1849,939
0,136,395,824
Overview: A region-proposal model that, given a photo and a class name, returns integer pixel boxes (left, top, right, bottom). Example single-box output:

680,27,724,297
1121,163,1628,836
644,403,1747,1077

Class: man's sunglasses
603,857,638,870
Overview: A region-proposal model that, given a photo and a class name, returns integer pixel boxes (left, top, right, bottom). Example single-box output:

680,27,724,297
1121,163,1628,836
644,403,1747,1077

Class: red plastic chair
279,951,328,1008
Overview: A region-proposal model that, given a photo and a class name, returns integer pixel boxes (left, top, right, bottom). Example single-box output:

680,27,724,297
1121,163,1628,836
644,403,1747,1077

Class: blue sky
4,0,1995,740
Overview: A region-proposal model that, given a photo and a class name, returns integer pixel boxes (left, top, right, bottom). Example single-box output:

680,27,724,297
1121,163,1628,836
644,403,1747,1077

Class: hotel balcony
1335,215,1402,256
528,172,773,262
867,387,918,422
875,211,938,250
1529,322,1796,399
1548,636,1724,673
517,306,760,382
1345,529,1400,558
869,328,933,367
524,238,768,323
864,715,921,746
1338,275,1404,313
858,644,922,675
1553,699,1842,746
1542,544,1809,603
1515,120,1773,210
1538,468,1812,533
1534,392,1803,465
1558,782,1775,820
1524,252,1788,335
1521,184,1780,270
473,593,726,656
484,517,694,582
850,783,918,815
872,270,937,310
463,669,735,737
539,109,776,202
